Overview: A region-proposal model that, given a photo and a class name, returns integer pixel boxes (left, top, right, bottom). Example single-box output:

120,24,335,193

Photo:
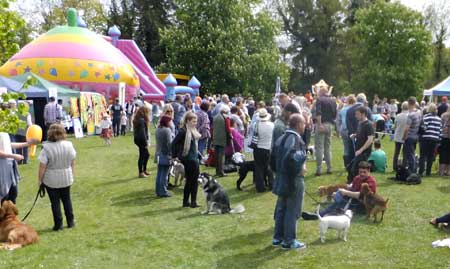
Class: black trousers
113,120,120,137
348,152,369,183
253,147,273,192
45,185,74,227
182,160,199,205
393,142,403,171
419,140,437,176
137,145,150,173
120,125,126,136
1,184,18,204
14,135,28,164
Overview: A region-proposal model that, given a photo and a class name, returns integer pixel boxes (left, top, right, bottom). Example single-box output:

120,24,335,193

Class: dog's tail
316,204,322,220
385,198,389,206
230,204,245,214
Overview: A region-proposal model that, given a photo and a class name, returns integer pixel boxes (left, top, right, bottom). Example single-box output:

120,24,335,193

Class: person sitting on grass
430,213,450,228
302,161,377,219
368,139,387,173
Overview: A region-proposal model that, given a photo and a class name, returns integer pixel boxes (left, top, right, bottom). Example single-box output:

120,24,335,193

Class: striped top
422,113,442,141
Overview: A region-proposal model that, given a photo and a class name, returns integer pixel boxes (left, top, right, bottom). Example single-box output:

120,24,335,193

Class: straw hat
315,79,329,88
258,108,271,121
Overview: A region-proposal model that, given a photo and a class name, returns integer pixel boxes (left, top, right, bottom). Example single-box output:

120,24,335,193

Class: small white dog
317,205,353,243
170,160,185,186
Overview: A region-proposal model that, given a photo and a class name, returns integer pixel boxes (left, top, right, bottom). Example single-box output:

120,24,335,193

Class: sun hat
258,108,271,121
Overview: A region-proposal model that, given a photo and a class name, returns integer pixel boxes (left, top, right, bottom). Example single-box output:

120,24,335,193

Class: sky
399,0,428,11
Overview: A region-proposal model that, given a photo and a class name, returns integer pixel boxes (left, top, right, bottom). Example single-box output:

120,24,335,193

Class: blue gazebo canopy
0,75,48,98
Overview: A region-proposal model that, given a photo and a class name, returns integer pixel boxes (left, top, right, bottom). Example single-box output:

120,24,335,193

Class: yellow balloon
26,124,43,142
26,125,42,159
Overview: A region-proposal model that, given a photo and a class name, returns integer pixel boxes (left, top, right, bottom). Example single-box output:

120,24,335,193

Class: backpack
270,132,305,175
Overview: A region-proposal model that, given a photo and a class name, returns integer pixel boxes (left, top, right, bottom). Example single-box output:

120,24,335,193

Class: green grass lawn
1,130,450,268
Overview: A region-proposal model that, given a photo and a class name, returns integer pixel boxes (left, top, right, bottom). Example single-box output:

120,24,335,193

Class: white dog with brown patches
317,205,352,243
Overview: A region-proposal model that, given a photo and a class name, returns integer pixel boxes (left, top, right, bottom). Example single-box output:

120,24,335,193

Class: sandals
429,218,438,227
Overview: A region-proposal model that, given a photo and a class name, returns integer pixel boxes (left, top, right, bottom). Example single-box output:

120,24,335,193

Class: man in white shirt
392,101,409,171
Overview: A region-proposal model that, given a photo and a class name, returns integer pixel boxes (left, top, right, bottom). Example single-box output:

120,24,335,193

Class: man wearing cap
438,96,448,117
314,85,337,176
110,98,123,137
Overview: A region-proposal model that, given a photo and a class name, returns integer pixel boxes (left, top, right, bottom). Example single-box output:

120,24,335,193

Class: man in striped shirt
418,103,442,176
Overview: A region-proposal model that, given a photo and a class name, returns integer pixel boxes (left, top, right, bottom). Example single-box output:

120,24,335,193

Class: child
368,139,387,173
100,114,112,145
120,111,127,136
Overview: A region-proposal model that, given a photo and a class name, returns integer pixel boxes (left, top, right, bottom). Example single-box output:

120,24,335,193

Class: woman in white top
38,124,76,231
253,108,274,192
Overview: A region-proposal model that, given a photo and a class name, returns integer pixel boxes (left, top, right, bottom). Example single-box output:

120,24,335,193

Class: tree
160,0,289,99
424,0,450,85
278,0,344,93
0,0,29,65
351,1,432,100
0,93,27,134
108,0,136,40
32,0,108,34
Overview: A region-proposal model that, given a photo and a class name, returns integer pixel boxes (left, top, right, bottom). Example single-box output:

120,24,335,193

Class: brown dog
318,183,348,201
0,201,39,250
360,183,389,223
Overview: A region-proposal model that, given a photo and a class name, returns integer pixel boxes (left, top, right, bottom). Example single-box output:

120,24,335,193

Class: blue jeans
198,138,208,157
319,191,364,217
273,176,304,244
155,164,170,196
403,137,417,173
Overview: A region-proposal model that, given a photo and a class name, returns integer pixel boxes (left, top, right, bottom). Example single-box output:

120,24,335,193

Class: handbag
248,122,259,149
157,153,170,166
230,139,245,164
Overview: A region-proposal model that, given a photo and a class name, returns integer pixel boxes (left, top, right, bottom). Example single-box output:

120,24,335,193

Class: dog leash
21,184,46,222
304,189,321,204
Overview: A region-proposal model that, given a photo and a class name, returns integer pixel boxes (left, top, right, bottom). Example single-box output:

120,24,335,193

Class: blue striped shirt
422,113,442,141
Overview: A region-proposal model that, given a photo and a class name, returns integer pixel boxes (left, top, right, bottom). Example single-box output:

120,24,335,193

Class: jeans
137,145,150,173
198,138,208,157
155,164,170,196
419,140,437,176
403,137,417,173
319,190,364,217
273,176,304,245
393,142,403,171
215,145,225,175
45,185,74,228
315,122,333,172
436,213,450,224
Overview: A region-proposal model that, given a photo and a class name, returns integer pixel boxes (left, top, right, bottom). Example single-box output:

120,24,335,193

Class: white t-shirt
394,112,409,143
100,119,112,129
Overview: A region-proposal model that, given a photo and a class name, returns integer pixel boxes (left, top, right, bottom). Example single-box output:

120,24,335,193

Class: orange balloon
26,124,43,142
26,125,42,159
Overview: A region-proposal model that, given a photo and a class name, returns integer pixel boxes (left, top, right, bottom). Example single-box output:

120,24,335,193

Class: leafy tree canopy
160,0,289,99
0,0,28,65
0,92,27,134
352,1,432,100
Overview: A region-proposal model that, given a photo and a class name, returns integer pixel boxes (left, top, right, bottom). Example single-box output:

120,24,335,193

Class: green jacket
213,114,227,147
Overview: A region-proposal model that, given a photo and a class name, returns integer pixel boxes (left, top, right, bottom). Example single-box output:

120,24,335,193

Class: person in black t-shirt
110,98,123,137
348,106,374,183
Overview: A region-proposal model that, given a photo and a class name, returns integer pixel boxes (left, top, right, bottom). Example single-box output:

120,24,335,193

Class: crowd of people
1,88,450,247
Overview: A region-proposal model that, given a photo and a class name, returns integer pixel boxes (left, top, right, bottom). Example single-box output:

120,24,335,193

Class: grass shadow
97,177,138,187
436,185,450,194
214,228,289,269
129,206,183,218
309,237,345,246
110,190,158,207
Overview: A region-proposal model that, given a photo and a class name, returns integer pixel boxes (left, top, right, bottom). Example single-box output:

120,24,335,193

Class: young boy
368,139,387,173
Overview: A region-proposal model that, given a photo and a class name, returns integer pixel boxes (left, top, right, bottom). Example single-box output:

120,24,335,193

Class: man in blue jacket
271,113,307,250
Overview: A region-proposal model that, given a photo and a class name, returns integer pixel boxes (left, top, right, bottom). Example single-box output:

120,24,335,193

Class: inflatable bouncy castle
0,9,140,101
